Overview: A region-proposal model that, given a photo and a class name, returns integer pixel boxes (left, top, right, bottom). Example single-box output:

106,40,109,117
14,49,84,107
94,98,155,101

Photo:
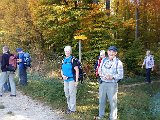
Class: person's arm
61,70,68,80
151,56,154,71
74,66,79,82
142,58,145,69
1,54,7,70
72,59,79,86
98,60,103,76
17,54,23,63
112,60,124,82
94,61,98,71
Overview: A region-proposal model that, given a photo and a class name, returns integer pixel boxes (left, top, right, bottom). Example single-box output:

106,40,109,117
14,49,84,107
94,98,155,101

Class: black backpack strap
61,57,65,70
71,56,77,67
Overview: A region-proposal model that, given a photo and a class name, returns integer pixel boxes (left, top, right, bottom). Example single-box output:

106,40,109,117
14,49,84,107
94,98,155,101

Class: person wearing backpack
0,53,11,92
16,48,28,86
94,50,106,83
61,46,79,114
96,46,124,120
141,50,154,83
0,46,16,97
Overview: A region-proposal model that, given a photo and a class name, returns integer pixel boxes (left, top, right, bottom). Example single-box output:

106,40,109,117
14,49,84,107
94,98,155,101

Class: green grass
17,74,160,120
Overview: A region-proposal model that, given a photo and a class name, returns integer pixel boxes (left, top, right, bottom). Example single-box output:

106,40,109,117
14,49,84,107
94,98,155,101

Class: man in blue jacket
16,48,28,86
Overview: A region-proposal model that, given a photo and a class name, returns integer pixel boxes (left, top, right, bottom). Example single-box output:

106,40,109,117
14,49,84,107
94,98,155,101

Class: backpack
24,52,32,68
62,56,84,83
7,54,17,72
72,57,84,83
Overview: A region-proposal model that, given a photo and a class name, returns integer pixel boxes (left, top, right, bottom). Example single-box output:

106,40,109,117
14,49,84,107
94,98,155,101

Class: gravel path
0,90,65,120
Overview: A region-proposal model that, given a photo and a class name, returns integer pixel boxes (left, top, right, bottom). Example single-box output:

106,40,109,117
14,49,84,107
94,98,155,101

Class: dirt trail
0,90,65,120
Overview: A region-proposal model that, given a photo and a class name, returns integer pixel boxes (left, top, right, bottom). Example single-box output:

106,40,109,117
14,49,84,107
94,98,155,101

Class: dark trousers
146,68,152,83
19,68,27,86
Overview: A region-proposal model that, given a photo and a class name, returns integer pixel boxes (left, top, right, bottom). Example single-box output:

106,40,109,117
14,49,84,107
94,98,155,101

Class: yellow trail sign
74,35,87,40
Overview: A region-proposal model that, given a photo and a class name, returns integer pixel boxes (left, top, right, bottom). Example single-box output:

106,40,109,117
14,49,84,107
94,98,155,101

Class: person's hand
17,59,22,63
104,74,109,79
75,81,78,87
109,76,113,80
104,74,113,80
141,65,143,69
152,67,154,71
98,71,102,76
62,75,68,80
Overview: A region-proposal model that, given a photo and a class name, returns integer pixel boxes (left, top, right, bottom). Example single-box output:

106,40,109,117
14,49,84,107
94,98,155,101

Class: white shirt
143,55,154,69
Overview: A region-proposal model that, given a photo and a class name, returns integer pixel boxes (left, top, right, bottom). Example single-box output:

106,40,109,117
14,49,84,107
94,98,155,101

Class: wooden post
79,40,82,62
135,0,139,40
74,35,87,62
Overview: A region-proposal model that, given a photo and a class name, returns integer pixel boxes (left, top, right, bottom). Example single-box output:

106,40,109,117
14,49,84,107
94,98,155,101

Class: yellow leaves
74,29,84,35
58,17,70,25
123,18,135,29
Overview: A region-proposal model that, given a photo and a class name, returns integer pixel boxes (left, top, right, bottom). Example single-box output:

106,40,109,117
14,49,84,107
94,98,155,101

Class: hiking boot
65,109,70,114
65,109,76,114
10,95,16,97
95,116,103,120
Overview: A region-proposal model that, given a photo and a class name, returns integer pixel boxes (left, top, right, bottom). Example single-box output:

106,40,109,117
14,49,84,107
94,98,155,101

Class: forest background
1,0,160,120
0,0,160,79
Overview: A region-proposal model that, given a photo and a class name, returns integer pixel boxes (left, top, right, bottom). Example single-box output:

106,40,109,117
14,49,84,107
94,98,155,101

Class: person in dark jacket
0,46,16,97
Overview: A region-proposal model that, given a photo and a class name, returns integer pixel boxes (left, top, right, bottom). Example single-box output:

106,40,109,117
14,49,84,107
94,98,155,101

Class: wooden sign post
74,35,87,62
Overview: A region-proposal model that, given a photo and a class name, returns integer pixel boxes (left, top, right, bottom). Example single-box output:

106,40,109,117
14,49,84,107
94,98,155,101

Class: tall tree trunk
64,0,68,5
74,1,78,8
135,3,139,40
106,0,110,16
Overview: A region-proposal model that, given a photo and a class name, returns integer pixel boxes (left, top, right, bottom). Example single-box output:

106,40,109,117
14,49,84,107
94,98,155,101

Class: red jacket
95,57,102,77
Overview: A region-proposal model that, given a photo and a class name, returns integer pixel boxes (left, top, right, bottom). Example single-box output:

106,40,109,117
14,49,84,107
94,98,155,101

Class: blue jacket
17,52,26,70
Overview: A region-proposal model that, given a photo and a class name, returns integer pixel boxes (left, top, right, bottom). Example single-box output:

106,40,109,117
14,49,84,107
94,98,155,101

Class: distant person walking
96,46,124,120
61,46,79,114
141,50,154,83
0,46,16,97
16,48,28,86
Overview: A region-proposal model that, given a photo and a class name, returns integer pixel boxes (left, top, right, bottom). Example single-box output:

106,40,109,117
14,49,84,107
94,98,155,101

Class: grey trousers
99,82,118,120
0,71,16,95
64,81,77,111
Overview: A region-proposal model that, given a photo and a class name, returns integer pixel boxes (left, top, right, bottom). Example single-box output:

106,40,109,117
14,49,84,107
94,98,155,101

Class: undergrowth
17,74,160,120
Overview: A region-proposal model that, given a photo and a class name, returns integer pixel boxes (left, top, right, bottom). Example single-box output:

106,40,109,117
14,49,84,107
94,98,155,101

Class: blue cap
108,46,118,52
16,48,23,52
